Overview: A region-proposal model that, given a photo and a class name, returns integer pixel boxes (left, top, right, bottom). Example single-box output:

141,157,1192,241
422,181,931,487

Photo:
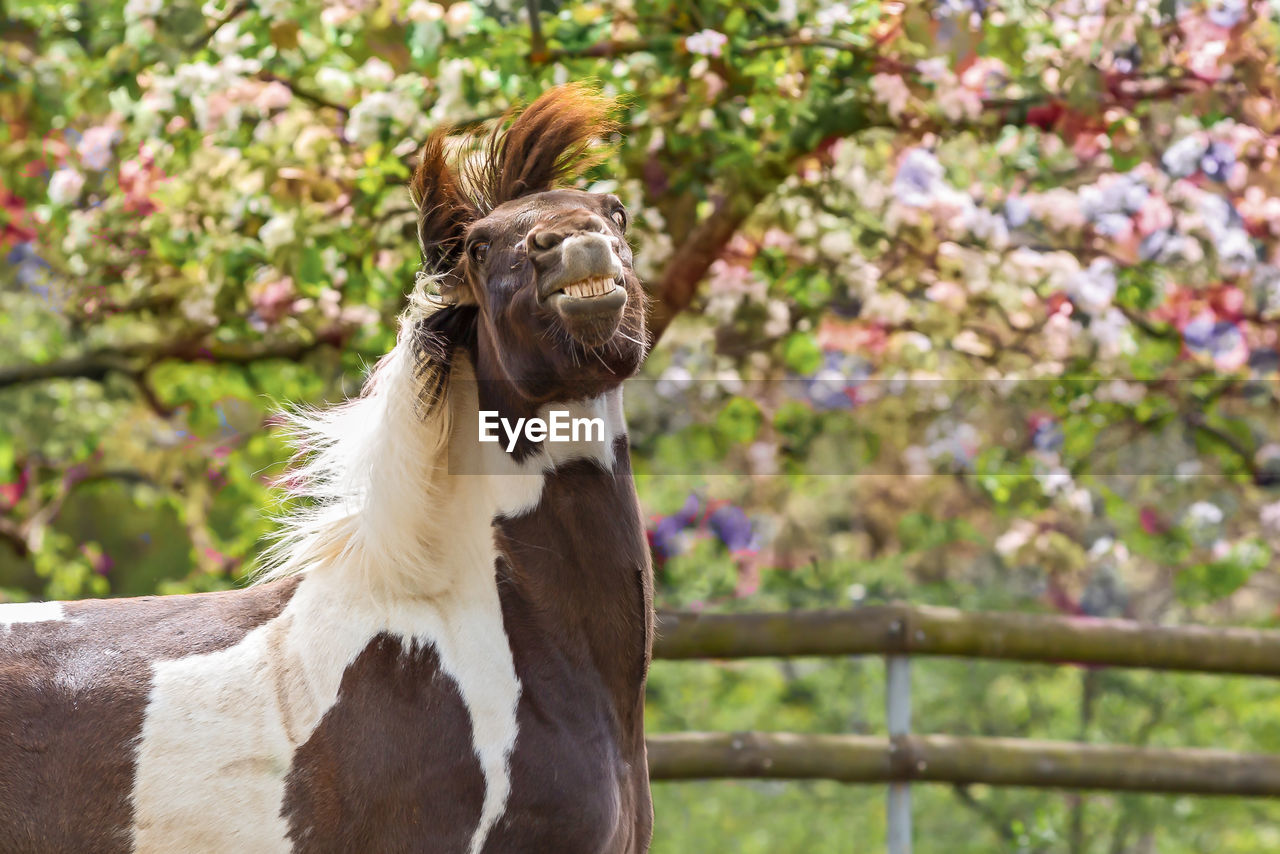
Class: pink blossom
685,29,728,57
1181,14,1232,80
703,72,727,100
870,73,910,118
443,2,473,37
77,126,119,171
1261,501,1280,537
1239,186,1280,233
320,3,357,26
925,279,966,309
1215,285,1246,318
707,259,763,298
118,155,165,216
405,0,443,22
1042,313,1075,361
916,57,950,83
255,81,293,111
959,57,1007,97
203,92,234,128
1135,194,1174,236
249,274,297,327
761,228,796,251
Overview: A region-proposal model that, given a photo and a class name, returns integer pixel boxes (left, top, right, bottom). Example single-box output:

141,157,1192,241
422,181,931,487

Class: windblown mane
409,82,616,281
254,84,616,593
253,284,476,594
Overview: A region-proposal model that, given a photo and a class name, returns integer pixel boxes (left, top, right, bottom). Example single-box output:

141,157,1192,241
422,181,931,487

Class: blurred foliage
4,0,1280,849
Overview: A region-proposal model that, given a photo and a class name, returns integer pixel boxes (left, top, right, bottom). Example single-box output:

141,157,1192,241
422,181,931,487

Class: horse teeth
561,277,615,298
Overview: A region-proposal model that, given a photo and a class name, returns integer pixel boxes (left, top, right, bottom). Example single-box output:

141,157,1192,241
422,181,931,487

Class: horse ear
483,83,617,206
410,129,479,304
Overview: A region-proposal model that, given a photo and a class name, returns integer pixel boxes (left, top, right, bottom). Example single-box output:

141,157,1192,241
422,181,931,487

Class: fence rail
653,604,1280,675
647,732,1280,798
647,604,1280,851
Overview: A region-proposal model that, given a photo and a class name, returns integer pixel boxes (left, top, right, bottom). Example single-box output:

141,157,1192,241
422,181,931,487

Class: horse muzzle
533,232,628,345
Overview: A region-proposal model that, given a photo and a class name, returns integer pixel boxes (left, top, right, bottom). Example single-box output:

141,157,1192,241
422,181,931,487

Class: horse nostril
530,230,563,253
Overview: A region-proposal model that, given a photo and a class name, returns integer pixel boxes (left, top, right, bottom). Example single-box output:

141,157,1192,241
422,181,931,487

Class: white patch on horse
129,565,521,854
130,575,365,853
396,567,520,854
0,600,64,628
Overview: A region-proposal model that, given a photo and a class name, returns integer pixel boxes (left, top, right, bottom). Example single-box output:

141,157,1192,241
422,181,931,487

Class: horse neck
447,359,654,743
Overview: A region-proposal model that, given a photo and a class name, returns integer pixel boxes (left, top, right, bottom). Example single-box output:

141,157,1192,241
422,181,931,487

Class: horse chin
546,287,628,350
549,322,645,393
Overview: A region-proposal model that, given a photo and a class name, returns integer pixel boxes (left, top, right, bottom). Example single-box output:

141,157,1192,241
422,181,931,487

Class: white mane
254,282,460,598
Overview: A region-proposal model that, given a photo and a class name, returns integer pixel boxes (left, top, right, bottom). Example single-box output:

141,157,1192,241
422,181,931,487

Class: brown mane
409,83,617,276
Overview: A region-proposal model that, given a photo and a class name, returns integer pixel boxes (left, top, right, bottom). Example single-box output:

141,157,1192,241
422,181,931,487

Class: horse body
1,84,654,853
0,388,650,854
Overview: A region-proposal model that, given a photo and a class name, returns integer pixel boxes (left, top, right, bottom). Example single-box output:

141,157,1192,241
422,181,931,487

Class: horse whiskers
613,330,646,349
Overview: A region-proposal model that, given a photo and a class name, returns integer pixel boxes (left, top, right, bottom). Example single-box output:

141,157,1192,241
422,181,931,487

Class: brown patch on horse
281,634,485,853
0,579,300,854
490,436,654,852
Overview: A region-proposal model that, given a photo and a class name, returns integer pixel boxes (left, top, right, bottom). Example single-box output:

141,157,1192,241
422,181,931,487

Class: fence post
886,651,912,854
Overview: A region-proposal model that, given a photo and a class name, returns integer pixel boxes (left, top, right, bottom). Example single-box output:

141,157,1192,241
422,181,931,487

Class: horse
0,84,654,854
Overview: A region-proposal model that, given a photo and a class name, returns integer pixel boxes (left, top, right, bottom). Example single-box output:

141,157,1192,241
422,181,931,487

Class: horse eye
469,241,489,263
610,209,627,231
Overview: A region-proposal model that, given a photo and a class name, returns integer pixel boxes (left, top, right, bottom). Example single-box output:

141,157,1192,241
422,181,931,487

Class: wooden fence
644,604,1280,852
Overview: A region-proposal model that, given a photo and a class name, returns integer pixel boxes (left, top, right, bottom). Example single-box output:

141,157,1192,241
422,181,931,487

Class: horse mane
253,283,471,595
410,82,617,275
255,84,615,594
467,82,617,212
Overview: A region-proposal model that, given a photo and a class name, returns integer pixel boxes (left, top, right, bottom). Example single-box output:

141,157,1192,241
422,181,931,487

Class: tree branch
0,467,157,558
0,326,351,391
541,39,667,62
256,71,350,115
187,0,250,52
646,95,874,344
526,0,547,61
647,192,755,344
951,784,1017,843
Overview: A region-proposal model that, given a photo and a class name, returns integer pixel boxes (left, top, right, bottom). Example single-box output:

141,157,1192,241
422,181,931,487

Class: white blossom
1067,258,1117,315
1090,307,1136,358
258,213,296,252
406,1,444,21
762,300,791,337
315,68,355,100
257,0,292,20
995,521,1036,557
48,169,85,205
1037,468,1072,495
892,148,946,207
1185,501,1224,528
355,58,396,89
124,0,163,20
345,91,419,146
1162,135,1207,177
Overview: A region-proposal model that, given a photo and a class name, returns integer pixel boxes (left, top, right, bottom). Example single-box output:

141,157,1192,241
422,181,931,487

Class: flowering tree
3,0,1280,850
